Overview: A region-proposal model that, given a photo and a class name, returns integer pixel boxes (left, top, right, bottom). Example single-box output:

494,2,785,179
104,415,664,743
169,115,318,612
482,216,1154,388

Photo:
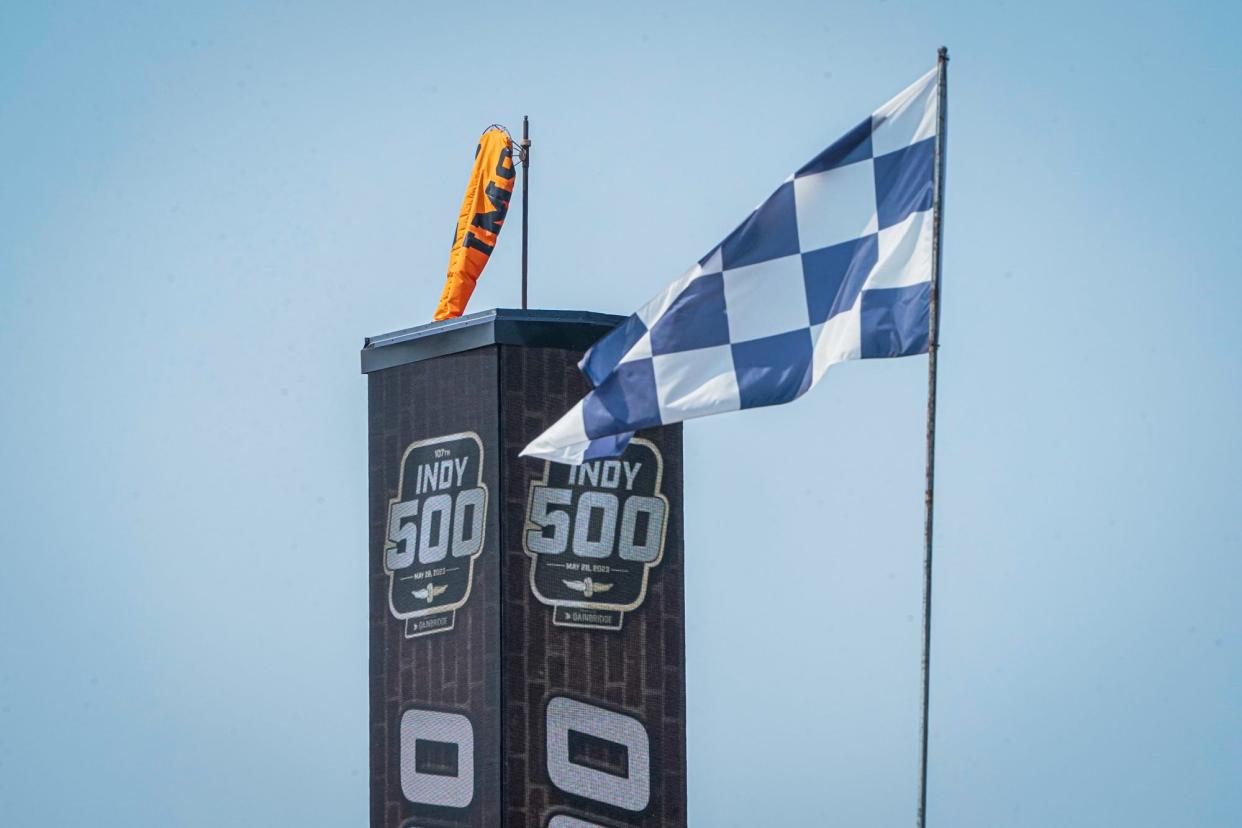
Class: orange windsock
433,127,515,320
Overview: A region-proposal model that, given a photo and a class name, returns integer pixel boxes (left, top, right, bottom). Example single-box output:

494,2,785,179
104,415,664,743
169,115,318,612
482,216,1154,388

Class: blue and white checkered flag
523,66,943,465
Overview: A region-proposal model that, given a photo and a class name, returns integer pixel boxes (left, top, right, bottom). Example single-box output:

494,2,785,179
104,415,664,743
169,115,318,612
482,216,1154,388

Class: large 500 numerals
387,487,486,569
526,488,665,562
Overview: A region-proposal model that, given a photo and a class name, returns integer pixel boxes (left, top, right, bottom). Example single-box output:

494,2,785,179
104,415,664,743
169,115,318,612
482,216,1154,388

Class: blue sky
1,2,1239,825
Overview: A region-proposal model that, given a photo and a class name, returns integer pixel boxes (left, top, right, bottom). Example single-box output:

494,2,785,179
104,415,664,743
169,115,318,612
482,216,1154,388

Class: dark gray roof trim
361,308,625,373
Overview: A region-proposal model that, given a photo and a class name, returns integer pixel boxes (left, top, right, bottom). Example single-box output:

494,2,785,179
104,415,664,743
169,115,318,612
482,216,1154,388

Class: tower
363,309,687,828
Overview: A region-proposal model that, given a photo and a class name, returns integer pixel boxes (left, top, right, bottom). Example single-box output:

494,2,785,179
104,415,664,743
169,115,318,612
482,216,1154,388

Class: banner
433,127,515,320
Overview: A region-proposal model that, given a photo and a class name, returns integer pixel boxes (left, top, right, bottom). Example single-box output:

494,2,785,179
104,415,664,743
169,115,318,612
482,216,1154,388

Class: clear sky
2,1,1239,826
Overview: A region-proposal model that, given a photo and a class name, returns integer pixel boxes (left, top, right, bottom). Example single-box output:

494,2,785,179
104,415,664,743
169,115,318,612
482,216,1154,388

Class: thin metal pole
520,115,530,309
918,46,949,828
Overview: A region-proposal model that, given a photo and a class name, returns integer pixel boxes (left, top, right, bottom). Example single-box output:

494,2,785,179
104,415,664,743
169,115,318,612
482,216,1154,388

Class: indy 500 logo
385,432,488,638
524,438,669,630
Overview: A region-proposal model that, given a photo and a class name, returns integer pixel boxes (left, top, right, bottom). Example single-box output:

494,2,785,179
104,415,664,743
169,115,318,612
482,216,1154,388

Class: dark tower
363,309,687,828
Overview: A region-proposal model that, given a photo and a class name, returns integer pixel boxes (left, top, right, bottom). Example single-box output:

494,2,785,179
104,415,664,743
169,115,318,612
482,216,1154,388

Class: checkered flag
523,66,944,465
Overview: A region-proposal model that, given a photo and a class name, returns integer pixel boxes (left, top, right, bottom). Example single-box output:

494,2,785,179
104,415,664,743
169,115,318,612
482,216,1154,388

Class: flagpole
520,115,531,309
918,46,949,828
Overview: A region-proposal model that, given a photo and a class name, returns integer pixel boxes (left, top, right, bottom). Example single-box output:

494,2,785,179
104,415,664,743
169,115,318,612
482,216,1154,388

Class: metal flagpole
918,46,949,828
520,115,531,309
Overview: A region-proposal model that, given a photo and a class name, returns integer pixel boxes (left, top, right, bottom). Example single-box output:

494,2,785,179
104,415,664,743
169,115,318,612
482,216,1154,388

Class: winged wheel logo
412,583,448,604
561,578,613,599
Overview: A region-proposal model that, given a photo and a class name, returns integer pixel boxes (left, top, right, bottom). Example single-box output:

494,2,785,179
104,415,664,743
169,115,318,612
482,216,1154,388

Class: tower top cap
361,308,624,374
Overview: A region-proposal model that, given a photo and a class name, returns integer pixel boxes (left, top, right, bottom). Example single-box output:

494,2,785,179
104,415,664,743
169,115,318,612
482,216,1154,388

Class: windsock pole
520,115,530,309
